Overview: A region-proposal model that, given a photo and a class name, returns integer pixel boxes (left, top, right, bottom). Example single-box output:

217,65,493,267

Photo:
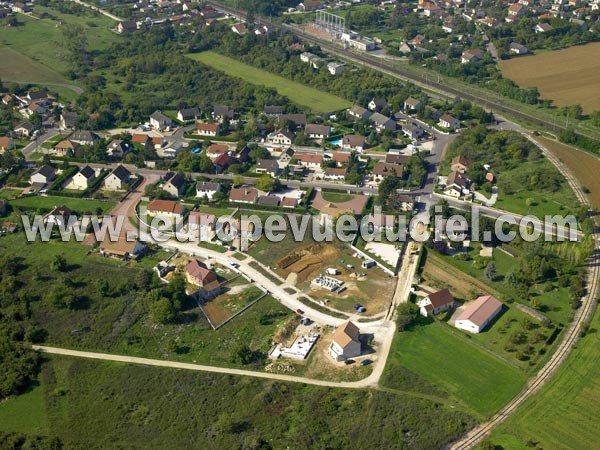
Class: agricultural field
187,51,351,113
488,304,600,449
0,356,474,449
382,320,527,419
498,43,600,113
534,136,600,211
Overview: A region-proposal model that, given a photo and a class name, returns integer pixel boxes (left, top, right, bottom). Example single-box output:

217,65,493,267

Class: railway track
452,233,599,448
208,5,600,446
450,136,600,448
208,2,599,142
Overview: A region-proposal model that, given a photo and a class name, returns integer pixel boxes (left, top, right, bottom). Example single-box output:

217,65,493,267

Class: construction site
274,242,395,315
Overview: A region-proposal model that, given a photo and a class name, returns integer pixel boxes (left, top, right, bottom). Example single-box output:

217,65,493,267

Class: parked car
360,359,373,366
296,309,304,315
344,359,355,365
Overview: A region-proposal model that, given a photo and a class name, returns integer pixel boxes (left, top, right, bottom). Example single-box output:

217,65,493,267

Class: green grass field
10,195,116,214
0,6,117,84
187,51,351,113
492,151,580,219
0,45,67,84
383,321,527,419
321,192,354,203
0,381,48,435
0,355,473,448
487,304,600,449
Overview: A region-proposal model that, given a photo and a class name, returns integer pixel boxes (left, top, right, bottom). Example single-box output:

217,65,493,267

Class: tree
590,110,600,127
51,255,67,272
256,174,280,192
485,261,497,282
149,297,176,324
396,302,420,331
233,174,244,187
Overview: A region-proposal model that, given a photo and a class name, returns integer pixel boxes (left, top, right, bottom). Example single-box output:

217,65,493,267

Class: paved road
434,193,585,242
54,158,380,195
31,230,419,388
21,130,60,158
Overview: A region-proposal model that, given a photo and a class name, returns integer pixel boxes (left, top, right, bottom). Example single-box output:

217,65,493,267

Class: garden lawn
9,196,116,214
187,52,351,113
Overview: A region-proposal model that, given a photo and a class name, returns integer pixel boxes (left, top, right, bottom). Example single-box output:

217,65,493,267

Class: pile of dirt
277,244,341,285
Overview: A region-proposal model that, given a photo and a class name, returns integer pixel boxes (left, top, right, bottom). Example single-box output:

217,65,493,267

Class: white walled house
417,288,455,317
455,295,503,334
104,165,132,191
328,321,362,362
30,165,56,186
195,181,222,200
438,114,461,130
71,166,96,190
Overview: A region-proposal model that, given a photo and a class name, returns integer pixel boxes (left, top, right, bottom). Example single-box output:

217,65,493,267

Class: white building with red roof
455,295,503,334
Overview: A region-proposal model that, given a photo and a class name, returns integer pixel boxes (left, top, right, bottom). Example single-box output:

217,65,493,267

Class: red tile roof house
323,167,347,181
455,295,503,334
417,288,456,317
229,187,259,204
0,136,14,153
450,155,473,173
213,154,238,174
281,197,299,208
330,152,350,166
372,161,403,182
185,259,221,300
146,199,187,226
206,143,229,159
197,122,220,137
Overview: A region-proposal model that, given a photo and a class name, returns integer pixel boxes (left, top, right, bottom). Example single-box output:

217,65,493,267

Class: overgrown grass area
494,158,580,218
429,247,573,327
487,304,600,449
0,233,289,370
187,51,351,113
0,45,67,84
0,356,474,448
382,321,527,419
0,6,117,80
